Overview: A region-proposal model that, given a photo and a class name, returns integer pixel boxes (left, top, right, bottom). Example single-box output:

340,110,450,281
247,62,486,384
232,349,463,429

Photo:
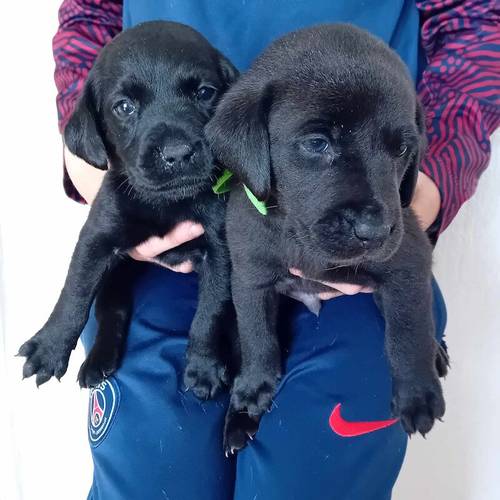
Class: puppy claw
36,374,51,388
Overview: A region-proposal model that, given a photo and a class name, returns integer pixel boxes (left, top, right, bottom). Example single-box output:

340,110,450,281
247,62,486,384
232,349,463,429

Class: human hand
289,268,373,300
129,221,204,273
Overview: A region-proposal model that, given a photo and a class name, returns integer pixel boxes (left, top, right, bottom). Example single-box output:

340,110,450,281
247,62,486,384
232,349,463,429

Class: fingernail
189,224,204,237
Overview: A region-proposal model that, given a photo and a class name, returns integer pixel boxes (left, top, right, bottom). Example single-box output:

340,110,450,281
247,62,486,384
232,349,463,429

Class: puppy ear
217,52,239,86
206,79,272,200
64,79,107,170
400,99,427,207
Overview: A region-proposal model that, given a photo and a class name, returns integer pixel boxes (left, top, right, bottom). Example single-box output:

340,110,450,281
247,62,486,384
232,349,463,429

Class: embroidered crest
88,377,120,447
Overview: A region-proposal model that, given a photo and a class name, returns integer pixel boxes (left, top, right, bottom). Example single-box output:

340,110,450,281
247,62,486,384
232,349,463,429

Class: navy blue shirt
123,0,421,80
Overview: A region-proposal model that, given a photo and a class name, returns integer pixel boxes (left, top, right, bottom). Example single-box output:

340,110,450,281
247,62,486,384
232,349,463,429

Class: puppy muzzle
311,204,397,260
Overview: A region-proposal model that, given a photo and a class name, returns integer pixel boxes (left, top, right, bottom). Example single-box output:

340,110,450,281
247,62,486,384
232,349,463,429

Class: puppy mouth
128,174,211,195
292,219,400,265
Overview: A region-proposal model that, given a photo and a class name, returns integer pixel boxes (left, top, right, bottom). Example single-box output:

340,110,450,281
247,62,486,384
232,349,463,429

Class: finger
318,283,373,294
289,268,373,294
132,222,204,259
154,260,194,274
323,283,367,295
128,248,150,262
317,291,343,300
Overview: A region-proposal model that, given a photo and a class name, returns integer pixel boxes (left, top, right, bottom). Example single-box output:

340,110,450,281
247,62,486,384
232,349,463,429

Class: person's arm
416,0,500,238
54,0,122,202
63,146,105,204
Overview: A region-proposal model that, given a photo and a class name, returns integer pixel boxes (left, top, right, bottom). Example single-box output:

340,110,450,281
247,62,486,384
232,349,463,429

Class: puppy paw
221,372,279,455
223,410,260,457
230,372,280,418
18,331,72,386
435,341,450,378
183,352,229,400
77,346,121,388
392,375,445,436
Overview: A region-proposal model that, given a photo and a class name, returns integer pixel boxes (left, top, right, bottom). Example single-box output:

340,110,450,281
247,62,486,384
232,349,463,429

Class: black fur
18,21,238,399
206,24,447,454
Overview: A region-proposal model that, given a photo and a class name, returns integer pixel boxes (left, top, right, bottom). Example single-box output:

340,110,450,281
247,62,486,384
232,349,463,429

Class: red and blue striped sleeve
416,0,500,235
53,0,122,202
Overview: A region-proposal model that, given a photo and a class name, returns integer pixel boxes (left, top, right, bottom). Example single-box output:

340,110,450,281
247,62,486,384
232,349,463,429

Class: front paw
230,372,280,418
392,375,445,436
18,330,73,386
183,352,229,400
222,371,280,455
77,345,121,388
223,409,260,457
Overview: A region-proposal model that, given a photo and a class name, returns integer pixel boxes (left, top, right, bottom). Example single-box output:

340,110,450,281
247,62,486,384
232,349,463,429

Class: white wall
395,135,500,500
0,3,91,499
0,3,498,499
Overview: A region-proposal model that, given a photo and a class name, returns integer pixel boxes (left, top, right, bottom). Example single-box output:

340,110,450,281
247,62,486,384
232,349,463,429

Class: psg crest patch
88,377,120,447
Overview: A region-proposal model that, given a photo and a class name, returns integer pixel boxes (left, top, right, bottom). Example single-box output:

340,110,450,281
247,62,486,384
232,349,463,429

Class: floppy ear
217,52,239,87
205,78,272,200
64,78,108,170
400,99,427,207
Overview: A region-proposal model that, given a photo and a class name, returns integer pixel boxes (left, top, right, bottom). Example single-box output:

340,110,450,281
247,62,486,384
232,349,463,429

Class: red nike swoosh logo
329,403,399,437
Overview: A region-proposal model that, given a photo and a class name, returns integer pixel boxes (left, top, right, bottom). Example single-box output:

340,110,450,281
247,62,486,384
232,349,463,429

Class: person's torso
123,0,421,81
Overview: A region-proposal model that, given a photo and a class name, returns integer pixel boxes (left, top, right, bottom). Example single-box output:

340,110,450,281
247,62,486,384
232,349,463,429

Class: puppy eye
397,143,408,157
302,137,329,154
113,99,137,117
196,86,217,102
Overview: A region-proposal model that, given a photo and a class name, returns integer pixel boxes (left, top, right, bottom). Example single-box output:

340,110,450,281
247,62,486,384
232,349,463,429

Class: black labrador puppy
18,21,238,400
206,24,449,454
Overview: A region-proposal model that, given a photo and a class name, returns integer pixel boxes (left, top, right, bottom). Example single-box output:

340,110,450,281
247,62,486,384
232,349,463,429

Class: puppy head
207,24,426,264
65,21,237,200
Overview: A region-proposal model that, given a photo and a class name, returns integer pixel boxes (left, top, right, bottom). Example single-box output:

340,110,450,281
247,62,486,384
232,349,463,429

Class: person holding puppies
52,1,499,499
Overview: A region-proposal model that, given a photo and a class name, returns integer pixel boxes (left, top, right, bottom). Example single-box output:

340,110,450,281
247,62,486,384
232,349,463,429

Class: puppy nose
161,143,194,168
353,221,392,242
342,206,391,246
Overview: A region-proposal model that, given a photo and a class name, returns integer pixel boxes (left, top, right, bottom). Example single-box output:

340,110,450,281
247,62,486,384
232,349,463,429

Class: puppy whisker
115,177,129,194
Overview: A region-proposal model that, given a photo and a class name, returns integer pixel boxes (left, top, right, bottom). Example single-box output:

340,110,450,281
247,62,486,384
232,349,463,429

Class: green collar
212,169,268,215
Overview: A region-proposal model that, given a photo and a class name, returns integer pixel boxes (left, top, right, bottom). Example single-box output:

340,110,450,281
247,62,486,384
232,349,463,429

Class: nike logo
329,403,398,437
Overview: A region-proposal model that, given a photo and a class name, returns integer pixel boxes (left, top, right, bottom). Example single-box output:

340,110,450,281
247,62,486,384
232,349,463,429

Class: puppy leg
183,250,232,400
77,260,137,388
376,277,445,436
223,282,281,456
18,218,120,386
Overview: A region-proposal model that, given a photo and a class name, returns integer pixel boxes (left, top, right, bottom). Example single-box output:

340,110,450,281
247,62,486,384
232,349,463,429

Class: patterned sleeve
416,0,500,236
53,0,122,202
